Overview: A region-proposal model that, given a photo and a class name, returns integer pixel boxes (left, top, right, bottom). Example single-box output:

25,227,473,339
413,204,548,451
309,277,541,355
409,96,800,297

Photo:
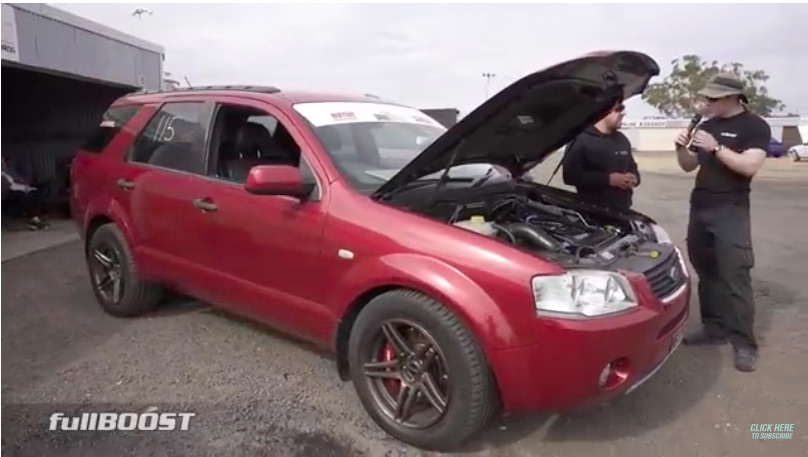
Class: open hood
372,50,660,199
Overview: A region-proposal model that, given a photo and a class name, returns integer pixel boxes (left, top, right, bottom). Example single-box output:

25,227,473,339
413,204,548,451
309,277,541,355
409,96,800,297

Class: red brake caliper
381,343,400,393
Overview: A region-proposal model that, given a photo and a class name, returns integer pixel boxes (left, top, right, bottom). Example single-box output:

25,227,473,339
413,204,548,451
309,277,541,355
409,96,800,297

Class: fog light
598,364,613,387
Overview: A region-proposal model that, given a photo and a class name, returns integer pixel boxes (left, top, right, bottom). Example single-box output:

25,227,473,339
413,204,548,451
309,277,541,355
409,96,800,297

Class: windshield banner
294,102,445,129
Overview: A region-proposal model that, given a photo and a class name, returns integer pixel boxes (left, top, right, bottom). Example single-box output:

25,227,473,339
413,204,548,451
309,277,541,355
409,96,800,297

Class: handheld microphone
686,113,703,152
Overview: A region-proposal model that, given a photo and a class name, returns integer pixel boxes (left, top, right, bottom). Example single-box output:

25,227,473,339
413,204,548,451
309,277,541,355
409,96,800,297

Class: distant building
621,117,805,152
420,108,460,128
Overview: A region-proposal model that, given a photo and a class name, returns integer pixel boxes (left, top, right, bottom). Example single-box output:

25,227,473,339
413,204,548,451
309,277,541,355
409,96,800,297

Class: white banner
2,4,20,62
294,102,445,129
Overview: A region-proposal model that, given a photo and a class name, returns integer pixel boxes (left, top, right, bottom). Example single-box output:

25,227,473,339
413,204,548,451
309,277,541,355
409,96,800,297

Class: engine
449,195,643,263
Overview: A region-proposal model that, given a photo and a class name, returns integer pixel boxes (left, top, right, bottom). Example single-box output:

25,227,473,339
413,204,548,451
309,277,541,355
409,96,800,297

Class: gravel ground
3,166,808,457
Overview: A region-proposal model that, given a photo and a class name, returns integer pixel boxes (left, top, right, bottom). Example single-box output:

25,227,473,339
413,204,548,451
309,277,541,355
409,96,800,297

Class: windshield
293,101,502,193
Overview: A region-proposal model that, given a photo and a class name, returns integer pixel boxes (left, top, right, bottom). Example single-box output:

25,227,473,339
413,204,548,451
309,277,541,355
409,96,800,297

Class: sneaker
733,346,758,372
683,327,729,346
27,216,50,231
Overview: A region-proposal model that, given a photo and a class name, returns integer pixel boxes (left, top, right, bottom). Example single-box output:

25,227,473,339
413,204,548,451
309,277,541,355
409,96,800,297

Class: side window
82,104,141,153
209,104,305,184
247,115,278,135
129,102,210,175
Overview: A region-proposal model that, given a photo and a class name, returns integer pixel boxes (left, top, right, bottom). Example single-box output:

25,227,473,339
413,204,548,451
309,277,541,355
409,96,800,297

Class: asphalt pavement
3,169,807,457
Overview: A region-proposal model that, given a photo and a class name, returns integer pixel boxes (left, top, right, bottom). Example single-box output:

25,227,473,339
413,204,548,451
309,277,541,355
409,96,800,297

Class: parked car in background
787,143,808,162
768,138,785,157
71,50,691,451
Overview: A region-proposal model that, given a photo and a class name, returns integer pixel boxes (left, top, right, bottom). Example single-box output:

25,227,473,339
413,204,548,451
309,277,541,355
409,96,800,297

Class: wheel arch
84,214,115,253
330,254,521,385
81,198,137,253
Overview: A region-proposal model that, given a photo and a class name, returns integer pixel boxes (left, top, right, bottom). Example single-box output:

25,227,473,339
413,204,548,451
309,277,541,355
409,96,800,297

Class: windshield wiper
470,166,495,188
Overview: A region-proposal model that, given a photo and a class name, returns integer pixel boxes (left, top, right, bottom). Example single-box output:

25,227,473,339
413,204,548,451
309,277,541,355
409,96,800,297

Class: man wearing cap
674,73,771,372
563,101,641,210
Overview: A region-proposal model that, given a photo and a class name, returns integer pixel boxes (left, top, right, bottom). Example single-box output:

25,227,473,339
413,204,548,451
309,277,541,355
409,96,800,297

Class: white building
621,117,806,152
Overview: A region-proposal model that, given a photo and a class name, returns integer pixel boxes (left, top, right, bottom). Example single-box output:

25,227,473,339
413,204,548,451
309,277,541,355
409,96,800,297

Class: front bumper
489,278,690,413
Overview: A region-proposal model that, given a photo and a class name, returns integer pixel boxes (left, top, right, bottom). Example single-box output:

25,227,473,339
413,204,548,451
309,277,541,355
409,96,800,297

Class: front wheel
790,150,801,162
347,289,496,451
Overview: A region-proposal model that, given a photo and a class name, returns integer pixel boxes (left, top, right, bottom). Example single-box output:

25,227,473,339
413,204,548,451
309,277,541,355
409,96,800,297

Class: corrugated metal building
1,3,165,208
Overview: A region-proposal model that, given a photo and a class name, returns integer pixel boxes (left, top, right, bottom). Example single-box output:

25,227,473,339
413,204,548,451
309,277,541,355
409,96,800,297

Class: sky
58,3,808,119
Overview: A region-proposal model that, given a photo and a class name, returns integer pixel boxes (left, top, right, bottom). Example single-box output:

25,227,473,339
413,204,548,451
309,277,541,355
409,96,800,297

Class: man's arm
714,119,771,178
675,143,700,172
628,154,641,186
562,138,610,189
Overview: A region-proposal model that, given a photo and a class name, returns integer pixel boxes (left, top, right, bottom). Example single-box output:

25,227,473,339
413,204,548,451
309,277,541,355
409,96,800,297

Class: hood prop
427,139,465,207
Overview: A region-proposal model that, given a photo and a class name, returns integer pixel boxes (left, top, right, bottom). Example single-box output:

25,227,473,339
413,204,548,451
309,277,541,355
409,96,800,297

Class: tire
347,289,495,451
86,223,163,317
790,150,801,162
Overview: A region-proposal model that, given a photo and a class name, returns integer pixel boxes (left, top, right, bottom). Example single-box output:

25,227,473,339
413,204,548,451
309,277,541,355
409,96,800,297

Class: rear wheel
347,289,495,451
86,223,162,317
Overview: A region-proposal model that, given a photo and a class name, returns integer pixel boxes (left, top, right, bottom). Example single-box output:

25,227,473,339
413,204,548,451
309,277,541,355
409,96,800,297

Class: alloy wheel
362,319,452,429
90,244,125,304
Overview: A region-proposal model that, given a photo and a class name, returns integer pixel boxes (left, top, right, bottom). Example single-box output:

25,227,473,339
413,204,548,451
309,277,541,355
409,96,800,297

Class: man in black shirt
563,101,640,210
675,73,770,372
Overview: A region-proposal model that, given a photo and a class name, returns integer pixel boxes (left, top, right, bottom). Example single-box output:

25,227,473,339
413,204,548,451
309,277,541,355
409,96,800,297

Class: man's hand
690,130,719,153
675,129,691,147
609,172,636,190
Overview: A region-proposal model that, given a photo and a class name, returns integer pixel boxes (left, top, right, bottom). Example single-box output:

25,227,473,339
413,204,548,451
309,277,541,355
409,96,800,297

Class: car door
120,99,218,293
183,97,333,345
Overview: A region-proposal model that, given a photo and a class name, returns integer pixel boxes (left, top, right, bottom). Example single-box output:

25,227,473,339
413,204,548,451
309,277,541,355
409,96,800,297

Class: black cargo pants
686,203,756,349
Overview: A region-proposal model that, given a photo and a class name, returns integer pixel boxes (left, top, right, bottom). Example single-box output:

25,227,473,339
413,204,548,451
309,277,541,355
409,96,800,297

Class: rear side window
82,104,141,153
129,102,210,175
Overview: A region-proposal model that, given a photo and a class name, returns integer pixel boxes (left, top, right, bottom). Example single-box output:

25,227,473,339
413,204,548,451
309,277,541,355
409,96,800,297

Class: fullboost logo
49,411,195,431
750,423,795,440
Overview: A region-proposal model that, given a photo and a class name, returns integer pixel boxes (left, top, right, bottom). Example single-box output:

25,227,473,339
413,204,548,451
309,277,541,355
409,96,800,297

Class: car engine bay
413,181,666,269
452,198,640,265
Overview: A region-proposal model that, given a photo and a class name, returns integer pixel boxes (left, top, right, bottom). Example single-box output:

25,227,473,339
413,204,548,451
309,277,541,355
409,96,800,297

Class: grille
643,251,686,300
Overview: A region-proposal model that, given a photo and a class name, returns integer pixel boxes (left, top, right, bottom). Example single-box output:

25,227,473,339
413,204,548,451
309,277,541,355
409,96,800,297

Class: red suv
72,50,690,451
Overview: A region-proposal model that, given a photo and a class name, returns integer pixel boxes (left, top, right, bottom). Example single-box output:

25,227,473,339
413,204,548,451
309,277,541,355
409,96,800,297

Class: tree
642,54,785,118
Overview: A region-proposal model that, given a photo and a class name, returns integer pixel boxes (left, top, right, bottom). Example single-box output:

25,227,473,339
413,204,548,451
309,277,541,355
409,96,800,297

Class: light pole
482,72,497,99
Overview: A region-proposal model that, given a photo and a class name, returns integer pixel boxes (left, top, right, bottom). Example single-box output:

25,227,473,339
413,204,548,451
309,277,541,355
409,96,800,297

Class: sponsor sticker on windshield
294,102,445,129
374,111,407,122
331,112,357,122
412,115,435,124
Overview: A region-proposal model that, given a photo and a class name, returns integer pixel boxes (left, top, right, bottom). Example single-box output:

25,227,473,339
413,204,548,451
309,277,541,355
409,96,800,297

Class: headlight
651,224,673,244
531,270,638,317
674,246,690,279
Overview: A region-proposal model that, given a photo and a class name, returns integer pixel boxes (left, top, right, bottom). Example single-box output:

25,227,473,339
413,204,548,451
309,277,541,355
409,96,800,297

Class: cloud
58,3,808,116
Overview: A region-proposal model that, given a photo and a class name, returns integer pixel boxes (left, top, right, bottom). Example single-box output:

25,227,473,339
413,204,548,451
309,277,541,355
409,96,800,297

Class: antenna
132,8,153,19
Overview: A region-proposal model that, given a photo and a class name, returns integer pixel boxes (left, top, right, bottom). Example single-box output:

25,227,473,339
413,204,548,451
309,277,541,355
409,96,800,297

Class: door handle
116,178,135,190
192,198,218,212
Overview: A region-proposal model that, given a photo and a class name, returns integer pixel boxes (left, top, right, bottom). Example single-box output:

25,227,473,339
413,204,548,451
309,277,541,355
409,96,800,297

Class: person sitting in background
562,101,641,210
1,156,49,231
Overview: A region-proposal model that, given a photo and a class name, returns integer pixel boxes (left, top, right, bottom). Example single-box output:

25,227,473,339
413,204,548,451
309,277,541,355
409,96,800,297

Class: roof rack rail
131,85,281,96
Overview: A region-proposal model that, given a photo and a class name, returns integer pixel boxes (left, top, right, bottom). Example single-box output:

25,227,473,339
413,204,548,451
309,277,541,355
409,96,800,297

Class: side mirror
245,165,314,199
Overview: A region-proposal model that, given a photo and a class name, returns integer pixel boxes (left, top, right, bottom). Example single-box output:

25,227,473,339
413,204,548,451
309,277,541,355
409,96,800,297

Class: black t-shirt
562,126,639,209
691,110,771,207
